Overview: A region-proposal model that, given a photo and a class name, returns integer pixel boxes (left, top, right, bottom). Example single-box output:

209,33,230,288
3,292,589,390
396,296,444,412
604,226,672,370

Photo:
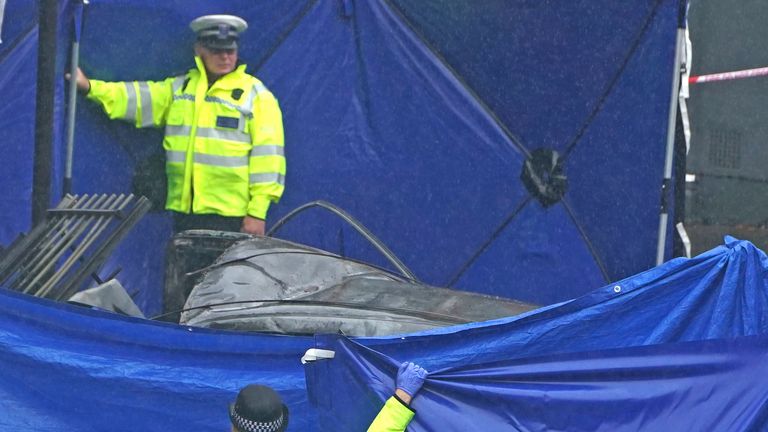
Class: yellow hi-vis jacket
87,57,285,220
367,397,415,432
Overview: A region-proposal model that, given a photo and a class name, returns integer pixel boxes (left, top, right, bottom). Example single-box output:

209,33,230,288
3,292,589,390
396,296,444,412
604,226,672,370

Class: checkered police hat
229,385,289,432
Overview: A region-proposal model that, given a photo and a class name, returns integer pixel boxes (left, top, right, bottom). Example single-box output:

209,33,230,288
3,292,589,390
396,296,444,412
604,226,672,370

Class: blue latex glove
396,361,428,397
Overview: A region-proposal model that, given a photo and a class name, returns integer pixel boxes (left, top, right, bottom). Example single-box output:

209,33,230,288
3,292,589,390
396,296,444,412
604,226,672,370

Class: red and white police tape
689,66,768,84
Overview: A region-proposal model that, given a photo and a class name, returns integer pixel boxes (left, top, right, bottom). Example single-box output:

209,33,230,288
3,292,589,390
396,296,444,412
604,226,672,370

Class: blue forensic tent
1,237,767,430
1,0,686,315
4,1,746,430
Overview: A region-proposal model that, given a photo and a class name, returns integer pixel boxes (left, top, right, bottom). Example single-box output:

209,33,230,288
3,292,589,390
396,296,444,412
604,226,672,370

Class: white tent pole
64,38,80,195
64,3,86,195
656,28,685,265
0,0,7,44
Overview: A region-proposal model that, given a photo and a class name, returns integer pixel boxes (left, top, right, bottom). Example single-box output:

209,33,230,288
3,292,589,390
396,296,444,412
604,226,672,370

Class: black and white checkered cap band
230,406,284,432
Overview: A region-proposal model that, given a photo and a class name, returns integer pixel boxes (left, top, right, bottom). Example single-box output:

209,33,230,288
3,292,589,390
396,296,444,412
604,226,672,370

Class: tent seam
250,0,319,73
561,0,665,160
380,0,531,159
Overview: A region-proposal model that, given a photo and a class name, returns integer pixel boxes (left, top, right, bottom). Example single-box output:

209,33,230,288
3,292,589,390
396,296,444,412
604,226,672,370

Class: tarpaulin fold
306,333,768,431
304,237,768,430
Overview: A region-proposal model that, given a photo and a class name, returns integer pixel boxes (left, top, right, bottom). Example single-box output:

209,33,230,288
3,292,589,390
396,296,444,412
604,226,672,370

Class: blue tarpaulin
0,287,313,431
0,237,766,430
304,236,768,431
1,0,684,314
308,333,768,431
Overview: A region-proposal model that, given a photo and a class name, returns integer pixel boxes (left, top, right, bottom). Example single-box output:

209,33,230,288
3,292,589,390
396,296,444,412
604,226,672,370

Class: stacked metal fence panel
0,193,150,300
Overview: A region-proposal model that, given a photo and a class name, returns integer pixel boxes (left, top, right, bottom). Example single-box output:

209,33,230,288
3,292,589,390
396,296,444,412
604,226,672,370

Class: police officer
71,15,285,235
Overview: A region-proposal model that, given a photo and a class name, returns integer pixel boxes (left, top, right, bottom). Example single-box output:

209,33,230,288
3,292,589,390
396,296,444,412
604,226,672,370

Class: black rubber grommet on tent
521,148,568,207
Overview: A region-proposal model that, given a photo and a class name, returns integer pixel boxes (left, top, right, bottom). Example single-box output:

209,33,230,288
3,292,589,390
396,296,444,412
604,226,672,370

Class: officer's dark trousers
172,212,242,234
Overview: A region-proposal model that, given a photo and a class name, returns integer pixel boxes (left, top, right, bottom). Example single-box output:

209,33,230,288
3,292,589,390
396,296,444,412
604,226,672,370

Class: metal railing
0,193,150,300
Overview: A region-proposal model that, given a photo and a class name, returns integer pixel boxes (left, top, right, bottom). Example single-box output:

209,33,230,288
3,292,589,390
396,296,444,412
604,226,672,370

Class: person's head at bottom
229,384,289,432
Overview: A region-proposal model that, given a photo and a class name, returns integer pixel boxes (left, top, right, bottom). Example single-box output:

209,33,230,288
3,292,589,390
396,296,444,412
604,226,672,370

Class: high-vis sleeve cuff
86,80,108,102
247,196,272,220
366,397,415,432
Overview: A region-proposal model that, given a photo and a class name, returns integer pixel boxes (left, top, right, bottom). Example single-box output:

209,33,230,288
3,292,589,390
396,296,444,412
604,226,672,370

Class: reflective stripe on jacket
367,396,415,432
86,57,285,219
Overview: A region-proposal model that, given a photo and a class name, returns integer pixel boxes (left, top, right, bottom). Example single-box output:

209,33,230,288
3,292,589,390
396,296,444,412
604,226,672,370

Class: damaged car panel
179,234,537,337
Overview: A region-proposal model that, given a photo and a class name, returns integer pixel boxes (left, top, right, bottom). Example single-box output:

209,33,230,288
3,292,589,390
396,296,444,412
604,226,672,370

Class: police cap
229,384,288,432
190,15,248,50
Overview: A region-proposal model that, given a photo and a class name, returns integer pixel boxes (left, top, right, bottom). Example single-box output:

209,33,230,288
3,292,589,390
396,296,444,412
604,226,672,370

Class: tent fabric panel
451,201,608,305
388,0,661,153
0,0,81,248
389,0,682,286
0,0,75,247
0,0,38,58
0,26,37,247
258,0,529,287
564,0,679,280
81,0,313,81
